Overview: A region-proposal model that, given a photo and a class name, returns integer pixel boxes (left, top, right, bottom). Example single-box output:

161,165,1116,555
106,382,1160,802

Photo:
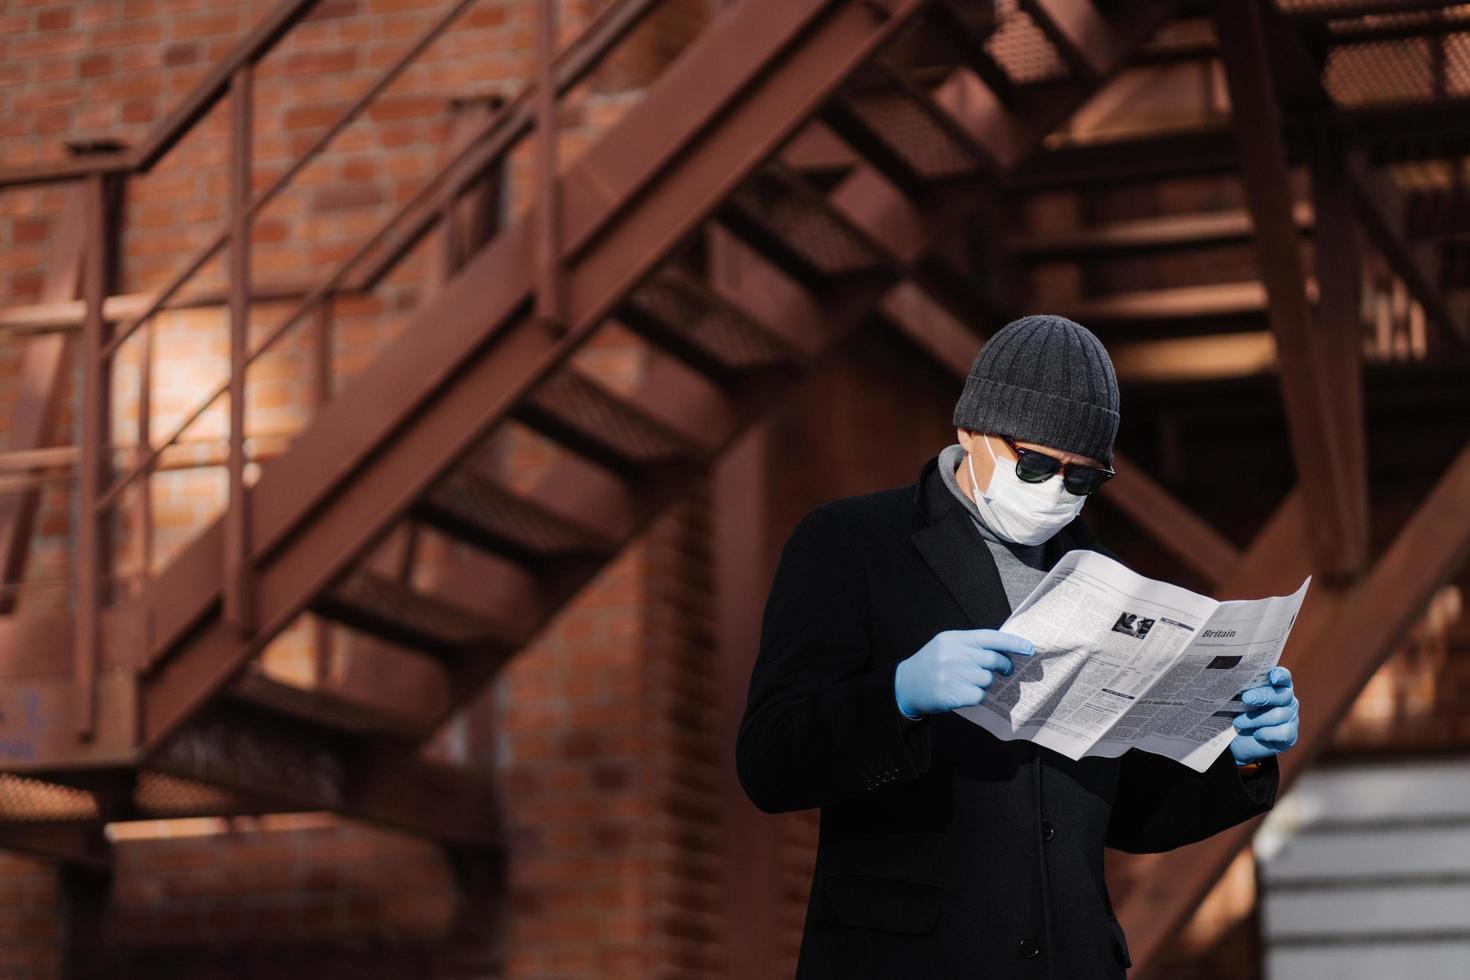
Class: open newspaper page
953,550,1219,762
953,550,1311,772
1093,580,1310,771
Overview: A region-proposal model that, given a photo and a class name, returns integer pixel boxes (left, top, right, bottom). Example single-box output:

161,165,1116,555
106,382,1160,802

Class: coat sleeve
735,502,934,814
1105,745,1280,853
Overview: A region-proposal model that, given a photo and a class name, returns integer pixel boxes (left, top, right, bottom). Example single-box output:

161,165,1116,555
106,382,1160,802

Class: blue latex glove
1229,665,1299,765
895,628,1036,719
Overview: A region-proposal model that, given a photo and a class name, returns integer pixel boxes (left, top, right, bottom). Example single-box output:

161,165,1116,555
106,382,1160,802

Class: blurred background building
0,0,1468,977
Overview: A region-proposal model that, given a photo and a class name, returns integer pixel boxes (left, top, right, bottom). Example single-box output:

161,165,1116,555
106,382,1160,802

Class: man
735,314,1300,979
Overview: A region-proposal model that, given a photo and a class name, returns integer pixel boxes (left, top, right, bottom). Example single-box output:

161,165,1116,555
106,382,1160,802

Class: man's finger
1270,665,1292,686
1230,732,1263,760
976,648,1025,676
974,651,1012,676
1255,722,1297,746
959,665,996,689
1233,702,1297,731
967,629,1036,657
1243,685,1292,707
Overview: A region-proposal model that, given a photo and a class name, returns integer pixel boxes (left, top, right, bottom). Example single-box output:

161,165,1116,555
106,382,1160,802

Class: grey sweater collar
937,442,998,538
936,442,1045,558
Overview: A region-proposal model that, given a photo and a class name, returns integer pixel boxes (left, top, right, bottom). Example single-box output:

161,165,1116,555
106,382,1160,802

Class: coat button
1019,937,1040,958
1041,819,1055,841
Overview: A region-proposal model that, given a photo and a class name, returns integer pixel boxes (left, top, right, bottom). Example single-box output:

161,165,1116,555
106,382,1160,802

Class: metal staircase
0,0,1182,866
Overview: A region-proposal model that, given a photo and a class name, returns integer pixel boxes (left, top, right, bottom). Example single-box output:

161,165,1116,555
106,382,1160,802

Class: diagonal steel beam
1306,118,1372,581
1211,0,1368,579
1022,0,1117,84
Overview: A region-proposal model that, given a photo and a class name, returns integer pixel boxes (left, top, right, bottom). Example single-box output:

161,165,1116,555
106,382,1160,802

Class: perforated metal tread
313,567,526,657
517,366,705,475
720,167,889,283
617,267,806,380
828,61,996,187
0,770,274,827
226,670,429,741
417,469,619,568
0,774,98,824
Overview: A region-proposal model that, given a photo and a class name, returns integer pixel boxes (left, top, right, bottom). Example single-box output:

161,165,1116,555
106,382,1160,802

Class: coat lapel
909,454,1013,630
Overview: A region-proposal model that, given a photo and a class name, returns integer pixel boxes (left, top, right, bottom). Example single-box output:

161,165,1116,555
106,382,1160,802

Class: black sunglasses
994,434,1115,496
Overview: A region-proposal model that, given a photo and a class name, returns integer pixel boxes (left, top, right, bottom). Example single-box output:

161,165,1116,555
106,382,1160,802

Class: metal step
822,61,998,198
0,770,285,825
1011,202,1316,258
226,670,430,741
0,773,98,824
928,0,1013,93
616,266,808,383
152,698,501,847
718,166,889,287
416,469,620,570
1054,279,1320,327
515,365,709,476
311,567,527,660
129,771,291,820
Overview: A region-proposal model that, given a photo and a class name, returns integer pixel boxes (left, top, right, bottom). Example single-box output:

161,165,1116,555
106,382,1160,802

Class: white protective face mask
966,435,1085,546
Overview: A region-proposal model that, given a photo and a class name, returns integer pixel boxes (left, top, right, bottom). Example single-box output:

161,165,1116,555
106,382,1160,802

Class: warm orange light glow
1111,333,1276,382
1335,584,1463,747
104,811,340,842
105,817,231,841
1177,848,1258,953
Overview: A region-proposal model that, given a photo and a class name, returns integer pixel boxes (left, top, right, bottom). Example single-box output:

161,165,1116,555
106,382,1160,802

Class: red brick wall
0,851,61,980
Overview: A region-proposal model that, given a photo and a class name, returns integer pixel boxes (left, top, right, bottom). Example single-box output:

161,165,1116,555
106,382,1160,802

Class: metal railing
0,0,692,738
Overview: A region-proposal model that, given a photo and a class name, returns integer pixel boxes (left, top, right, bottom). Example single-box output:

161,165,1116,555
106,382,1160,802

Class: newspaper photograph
953,549,1311,772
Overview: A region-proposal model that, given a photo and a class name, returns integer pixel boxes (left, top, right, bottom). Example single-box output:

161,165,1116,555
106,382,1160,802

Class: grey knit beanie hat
952,314,1120,465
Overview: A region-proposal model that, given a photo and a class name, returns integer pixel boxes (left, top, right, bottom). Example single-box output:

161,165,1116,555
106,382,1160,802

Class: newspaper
953,549,1311,772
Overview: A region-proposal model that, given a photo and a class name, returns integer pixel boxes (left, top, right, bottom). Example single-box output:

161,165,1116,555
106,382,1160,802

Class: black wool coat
735,452,1280,980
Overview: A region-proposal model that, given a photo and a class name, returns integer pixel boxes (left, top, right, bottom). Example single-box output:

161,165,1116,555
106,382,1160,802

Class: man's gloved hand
894,628,1036,719
1229,665,1299,765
